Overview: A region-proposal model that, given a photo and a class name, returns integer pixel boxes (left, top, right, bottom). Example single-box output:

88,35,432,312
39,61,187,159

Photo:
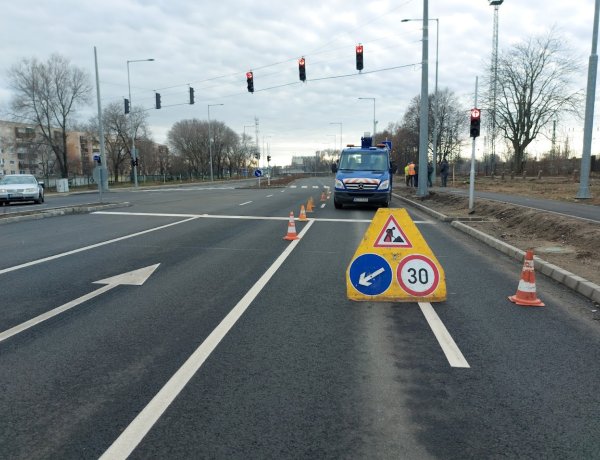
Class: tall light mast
489,0,503,176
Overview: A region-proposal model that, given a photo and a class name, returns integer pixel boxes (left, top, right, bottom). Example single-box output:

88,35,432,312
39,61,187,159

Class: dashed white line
418,302,470,368
239,201,253,206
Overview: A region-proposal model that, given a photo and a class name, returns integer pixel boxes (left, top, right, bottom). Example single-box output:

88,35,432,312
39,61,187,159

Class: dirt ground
393,176,600,287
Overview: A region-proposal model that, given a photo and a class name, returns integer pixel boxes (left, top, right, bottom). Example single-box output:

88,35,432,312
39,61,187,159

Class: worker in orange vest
408,161,416,187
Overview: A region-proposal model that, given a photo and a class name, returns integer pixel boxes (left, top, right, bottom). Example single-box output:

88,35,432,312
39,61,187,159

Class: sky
0,0,597,166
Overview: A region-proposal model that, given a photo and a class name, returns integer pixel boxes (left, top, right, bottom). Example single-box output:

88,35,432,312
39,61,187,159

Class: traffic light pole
469,77,479,212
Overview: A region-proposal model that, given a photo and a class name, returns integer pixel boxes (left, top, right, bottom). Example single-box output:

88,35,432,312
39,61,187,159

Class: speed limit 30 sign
396,254,440,297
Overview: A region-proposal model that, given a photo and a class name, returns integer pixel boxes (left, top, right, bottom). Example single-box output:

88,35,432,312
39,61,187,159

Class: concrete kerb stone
394,193,600,304
0,202,131,225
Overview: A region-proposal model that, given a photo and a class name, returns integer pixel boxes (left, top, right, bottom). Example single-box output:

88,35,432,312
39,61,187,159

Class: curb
0,202,131,225
394,193,600,304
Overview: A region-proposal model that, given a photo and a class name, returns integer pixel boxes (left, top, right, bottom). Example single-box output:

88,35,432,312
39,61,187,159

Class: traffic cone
283,212,300,240
508,249,545,307
298,205,308,221
306,197,315,213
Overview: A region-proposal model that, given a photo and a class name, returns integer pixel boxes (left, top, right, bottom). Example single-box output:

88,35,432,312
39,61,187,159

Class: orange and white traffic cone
306,197,315,213
298,205,308,221
508,249,544,307
283,212,300,241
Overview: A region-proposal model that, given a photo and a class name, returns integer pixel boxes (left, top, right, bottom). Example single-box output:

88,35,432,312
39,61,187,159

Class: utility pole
416,0,430,197
577,0,599,199
469,77,479,212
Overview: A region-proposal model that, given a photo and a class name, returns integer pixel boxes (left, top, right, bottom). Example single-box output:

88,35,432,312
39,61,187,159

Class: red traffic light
470,108,481,120
246,71,254,93
298,57,306,82
356,44,364,71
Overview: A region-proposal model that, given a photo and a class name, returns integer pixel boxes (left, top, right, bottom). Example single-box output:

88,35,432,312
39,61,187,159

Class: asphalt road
1,177,599,459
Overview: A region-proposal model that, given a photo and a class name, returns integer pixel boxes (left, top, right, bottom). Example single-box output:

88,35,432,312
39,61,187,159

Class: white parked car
0,174,45,205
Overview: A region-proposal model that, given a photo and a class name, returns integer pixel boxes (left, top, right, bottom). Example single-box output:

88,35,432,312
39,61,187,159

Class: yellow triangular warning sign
346,208,446,302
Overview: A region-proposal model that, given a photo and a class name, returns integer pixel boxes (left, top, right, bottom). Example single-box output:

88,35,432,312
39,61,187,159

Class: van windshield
338,152,388,171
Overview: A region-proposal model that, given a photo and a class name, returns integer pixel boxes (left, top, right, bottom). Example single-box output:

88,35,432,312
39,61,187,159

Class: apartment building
0,120,98,177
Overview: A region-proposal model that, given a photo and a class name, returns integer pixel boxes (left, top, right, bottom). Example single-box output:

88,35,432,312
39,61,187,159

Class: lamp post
208,103,224,181
402,17,439,185
127,58,154,188
358,98,376,139
329,122,343,151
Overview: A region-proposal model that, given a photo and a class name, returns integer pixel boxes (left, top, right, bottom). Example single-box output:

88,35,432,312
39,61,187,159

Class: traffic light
267,155,271,162
470,108,481,138
356,44,364,71
298,57,306,82
155,92,162,109
189,87,194,105
124,98,130,114
246,71,254,93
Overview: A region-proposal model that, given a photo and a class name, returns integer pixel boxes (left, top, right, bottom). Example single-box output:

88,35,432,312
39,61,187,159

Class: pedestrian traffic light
470,108,481,138
124,98,130,114
155,92,162,109
246,71,254,93
189,87,194,105
267,155,271,162
298,57,306,82
356,44,364,71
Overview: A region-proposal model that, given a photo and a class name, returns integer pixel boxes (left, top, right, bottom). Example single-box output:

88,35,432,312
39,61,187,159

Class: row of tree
6,29,582,178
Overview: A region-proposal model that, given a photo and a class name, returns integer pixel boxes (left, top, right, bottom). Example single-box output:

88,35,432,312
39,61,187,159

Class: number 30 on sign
396,254,440,297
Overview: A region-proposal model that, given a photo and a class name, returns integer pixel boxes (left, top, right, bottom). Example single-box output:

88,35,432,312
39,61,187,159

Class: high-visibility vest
404,165,410,176
408,163,416,175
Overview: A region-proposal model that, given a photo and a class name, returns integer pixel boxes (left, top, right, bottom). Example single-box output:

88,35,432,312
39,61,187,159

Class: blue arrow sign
254,169,263,177
348,253,392,296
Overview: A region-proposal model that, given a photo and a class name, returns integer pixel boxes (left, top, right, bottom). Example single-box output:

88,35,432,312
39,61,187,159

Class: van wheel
334,198,343,209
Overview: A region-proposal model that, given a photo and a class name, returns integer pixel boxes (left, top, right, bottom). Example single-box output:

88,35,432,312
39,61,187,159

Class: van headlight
378,180,389,190
335,179,344,189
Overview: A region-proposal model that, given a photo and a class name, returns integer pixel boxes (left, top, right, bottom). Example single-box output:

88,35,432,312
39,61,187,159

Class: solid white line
239,201,253,206
0,217,199,276
100,220,316,460
93,211,434,225
418,302,470,368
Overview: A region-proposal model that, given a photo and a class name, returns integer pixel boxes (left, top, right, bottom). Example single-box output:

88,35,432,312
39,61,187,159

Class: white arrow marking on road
0,264,160,344
359,267,385,286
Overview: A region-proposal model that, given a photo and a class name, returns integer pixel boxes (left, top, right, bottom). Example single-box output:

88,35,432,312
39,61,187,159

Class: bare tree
8,54,92,178
167,119,210,178
492,30,582,173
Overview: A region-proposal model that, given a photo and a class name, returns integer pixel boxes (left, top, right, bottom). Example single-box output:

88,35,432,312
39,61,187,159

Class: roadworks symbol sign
346,208,446,302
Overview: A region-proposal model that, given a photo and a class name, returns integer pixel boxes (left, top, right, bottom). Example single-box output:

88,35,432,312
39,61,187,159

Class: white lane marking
239,201,253,206
0,218,199,276
320,204,326,209
418,302,470,368
312,186,319,189
289,186,297,188
93,211,434,225
301,186,308,189
100,221,316,459
0,265,159,343
266,194,273,198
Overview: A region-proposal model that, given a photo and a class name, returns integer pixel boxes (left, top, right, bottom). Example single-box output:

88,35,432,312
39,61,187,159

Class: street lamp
402,17,439,185
358,98,376,139
329,122,343,151
127,58,154,188
208,103,224,181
